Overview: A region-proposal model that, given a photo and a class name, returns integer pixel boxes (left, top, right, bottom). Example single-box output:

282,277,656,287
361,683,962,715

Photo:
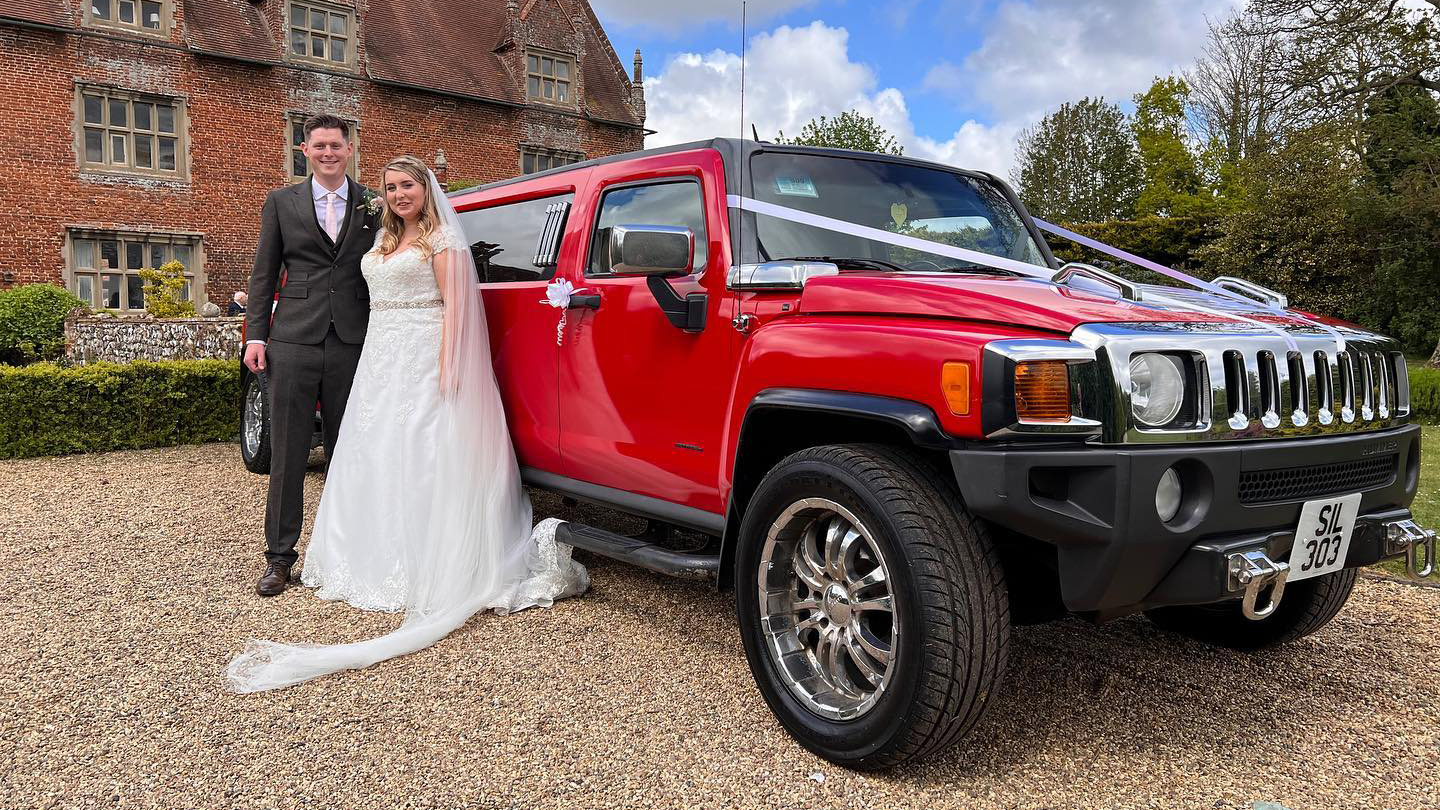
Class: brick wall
0,0,645,308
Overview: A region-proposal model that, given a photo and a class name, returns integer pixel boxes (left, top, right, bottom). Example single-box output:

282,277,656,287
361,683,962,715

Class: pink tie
324,192,339,241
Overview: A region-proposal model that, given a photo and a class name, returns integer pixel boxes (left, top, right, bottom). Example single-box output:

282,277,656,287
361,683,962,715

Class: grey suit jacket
246,177,378,345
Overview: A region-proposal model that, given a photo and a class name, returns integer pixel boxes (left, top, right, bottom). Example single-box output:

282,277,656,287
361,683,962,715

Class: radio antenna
738,0,747,273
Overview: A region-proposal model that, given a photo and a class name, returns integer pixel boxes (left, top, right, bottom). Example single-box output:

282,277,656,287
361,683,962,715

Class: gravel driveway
2,444,1437,810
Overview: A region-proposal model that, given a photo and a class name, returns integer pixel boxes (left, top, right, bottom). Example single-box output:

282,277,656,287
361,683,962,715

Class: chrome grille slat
1071,323,1408,443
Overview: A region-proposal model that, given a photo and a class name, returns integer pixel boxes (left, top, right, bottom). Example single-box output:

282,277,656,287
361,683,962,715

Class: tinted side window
458,193,574,284
588,181,707,276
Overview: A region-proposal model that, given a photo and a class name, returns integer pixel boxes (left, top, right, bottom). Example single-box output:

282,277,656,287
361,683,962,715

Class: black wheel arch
718,388,955,590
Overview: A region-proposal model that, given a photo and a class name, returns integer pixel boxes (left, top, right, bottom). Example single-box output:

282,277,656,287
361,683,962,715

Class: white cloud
643,21,1023,176
589,0,815,32
943,0,1244,120
643,2,1244,180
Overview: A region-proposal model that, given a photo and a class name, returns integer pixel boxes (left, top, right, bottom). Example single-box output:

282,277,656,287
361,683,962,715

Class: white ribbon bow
541,279,587,346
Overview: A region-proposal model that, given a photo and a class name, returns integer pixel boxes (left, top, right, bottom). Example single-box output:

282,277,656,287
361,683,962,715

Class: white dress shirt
312,175,349,238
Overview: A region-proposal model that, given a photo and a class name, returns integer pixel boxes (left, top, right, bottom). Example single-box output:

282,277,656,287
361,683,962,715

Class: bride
226,156,587,692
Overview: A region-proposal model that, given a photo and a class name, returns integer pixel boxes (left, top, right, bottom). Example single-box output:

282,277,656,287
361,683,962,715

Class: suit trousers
263,326,363,565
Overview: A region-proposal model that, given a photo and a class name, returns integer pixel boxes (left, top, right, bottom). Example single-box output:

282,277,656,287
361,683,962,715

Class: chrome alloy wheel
758,498,897,721
243,382,264,456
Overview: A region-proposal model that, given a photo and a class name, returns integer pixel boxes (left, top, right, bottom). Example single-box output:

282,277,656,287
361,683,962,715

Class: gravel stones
2,444,1437,809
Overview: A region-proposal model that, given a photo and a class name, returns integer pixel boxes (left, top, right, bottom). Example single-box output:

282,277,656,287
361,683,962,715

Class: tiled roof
181,0,280,64
0,0,69,29
363,0,523,106
363,0,643,128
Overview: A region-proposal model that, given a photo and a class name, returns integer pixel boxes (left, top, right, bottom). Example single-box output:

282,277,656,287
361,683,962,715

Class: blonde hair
375,155,443,257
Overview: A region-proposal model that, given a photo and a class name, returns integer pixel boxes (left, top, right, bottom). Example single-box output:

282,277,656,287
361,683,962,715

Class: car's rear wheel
735,444,1009,770
1145,568,1358,651
240,371,272,475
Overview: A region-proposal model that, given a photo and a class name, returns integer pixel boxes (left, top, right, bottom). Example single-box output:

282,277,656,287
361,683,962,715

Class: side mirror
609,225,694,277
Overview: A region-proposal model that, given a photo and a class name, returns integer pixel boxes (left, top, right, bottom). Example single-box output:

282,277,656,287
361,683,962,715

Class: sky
588,0,1246,180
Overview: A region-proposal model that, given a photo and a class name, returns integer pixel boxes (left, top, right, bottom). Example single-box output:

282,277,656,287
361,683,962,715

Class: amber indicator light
941,362,971,416
1015,361,1071,423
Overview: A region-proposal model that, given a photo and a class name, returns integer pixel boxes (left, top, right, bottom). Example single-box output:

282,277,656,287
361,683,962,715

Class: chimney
631,48,646,120
434,149,448,189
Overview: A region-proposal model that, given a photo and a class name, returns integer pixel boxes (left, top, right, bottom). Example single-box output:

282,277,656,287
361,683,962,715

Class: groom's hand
244,342,267,373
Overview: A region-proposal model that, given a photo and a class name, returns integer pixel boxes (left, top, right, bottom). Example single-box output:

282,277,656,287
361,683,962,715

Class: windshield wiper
931,263,1021,276
785,256,911,273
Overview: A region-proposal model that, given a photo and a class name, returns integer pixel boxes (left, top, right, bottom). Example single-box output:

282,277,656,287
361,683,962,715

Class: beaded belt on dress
371,298,443,311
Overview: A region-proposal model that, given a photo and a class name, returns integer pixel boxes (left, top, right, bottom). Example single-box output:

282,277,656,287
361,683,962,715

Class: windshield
743,153,1049,271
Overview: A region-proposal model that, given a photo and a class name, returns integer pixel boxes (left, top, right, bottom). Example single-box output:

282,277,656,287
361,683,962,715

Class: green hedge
0,359,240,459
1411,366,1440,425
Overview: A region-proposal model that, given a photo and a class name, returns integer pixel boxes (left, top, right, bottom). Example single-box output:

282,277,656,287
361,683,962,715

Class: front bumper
950,424,1422,617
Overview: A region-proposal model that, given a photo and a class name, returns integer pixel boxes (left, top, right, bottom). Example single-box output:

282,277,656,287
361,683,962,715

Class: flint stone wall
65,315,243,365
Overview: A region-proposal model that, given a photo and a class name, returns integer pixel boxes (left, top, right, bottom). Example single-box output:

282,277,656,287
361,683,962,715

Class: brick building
0,0,647,310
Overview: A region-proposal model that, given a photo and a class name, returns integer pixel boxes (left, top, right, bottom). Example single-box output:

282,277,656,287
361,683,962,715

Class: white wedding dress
226,219,587,693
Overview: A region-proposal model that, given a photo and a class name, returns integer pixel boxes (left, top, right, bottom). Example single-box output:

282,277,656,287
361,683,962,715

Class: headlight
1129,353,1186,427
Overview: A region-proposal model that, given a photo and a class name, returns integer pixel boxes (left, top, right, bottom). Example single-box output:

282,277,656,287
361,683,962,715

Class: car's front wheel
735,444,1009,770
240,371,272,475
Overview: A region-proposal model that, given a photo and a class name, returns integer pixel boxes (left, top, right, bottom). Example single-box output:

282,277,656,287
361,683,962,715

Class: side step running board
556,522,720,581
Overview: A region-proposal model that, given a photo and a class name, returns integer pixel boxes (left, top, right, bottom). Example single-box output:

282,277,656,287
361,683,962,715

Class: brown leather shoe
256,562,296,597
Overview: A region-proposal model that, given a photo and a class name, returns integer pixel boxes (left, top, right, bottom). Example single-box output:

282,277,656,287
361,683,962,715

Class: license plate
1288,493,1362,582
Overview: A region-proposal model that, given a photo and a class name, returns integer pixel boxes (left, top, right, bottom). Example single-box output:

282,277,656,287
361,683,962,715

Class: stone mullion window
526,51,575,107
520,147,582,175
286,114,360,182
78,86,185,179
288,1,354,67
85,0,171,36
67,230,204,313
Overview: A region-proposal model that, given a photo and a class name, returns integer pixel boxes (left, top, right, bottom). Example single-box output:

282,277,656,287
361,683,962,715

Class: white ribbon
542,279,586,347
727,194,1349,354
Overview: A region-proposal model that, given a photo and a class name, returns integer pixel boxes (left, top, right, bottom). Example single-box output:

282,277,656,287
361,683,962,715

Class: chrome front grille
1071,322,1410,443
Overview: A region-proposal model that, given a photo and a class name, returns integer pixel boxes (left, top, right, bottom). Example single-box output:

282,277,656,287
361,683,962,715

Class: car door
556,151,738,520
458,184,581,473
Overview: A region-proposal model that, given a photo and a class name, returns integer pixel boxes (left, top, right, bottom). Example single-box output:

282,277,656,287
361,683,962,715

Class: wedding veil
225,169,585,693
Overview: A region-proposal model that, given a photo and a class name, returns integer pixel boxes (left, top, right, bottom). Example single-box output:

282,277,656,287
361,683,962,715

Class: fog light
1156,467,1182,522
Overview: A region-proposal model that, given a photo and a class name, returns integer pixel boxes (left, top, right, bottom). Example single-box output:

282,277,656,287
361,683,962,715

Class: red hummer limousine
241,139,1434,769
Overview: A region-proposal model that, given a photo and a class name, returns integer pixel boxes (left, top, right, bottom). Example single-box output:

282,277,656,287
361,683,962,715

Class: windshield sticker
774,175,818,197
890,203,908,228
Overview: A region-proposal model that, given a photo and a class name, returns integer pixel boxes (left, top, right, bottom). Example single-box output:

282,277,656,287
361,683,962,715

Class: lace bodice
361,226,465,302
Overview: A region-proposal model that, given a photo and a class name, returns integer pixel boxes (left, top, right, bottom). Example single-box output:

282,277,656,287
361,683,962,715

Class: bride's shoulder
430,224,467,253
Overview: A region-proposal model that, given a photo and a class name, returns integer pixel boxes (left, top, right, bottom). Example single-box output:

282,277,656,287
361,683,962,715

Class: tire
240,370,272,475
735,444,1010,770
1145,568,1358,651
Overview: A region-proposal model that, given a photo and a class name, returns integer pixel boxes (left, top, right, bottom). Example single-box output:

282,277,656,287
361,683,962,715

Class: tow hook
1227,550,1290,620
1383,519,1437,579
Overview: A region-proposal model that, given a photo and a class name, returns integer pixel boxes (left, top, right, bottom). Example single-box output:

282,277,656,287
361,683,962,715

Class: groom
244,113,377,596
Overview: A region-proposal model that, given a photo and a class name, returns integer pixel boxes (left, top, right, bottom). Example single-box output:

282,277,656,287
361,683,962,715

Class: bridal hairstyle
376,155,443,258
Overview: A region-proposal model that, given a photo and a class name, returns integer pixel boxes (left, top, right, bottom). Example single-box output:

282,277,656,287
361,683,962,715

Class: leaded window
67,230,202,312
86,0,168,34
526,52,575,106
78,87,184,177
520,147,581,176
288,2,353,66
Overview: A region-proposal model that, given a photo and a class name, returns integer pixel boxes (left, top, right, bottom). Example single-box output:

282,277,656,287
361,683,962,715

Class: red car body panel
450,145,1258,522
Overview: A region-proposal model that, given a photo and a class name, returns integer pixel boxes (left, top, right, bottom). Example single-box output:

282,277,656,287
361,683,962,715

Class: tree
1132,76,1216,218
1351,86,1440,357
1187,11,1290,165
1198,125,1366,322
1250,0,1440,135
1012,97,1141,223
776,111,903,155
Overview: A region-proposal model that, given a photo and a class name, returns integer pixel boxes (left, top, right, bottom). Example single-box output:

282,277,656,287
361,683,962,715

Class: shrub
138,260,196,318
0,283,86,365
0,359,240,458
1410,366,1440,425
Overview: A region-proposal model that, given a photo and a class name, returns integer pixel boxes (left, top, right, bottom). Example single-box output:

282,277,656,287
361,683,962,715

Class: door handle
566,294,601,310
